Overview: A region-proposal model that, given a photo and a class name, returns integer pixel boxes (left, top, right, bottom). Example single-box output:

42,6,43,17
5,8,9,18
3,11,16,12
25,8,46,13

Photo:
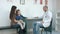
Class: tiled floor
0,29,17,34
0,29,60,34
27,31,60,34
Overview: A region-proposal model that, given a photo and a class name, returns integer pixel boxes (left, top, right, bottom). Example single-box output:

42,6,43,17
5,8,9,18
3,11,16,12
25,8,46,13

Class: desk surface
26,18,42,21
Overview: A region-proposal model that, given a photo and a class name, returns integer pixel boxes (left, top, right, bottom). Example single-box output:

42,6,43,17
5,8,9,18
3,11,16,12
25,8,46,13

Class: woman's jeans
12,24,21,32
12,24,26,34
33,22,44,34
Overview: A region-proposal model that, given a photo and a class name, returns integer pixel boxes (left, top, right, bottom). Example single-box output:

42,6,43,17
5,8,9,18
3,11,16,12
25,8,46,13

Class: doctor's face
43,6,48,12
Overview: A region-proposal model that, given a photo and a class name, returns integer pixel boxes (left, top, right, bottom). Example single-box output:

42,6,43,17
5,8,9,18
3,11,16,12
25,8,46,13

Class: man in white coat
33,6,52,34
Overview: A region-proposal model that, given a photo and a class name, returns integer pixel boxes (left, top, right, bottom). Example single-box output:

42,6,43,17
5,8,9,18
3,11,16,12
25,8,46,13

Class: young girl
16,10,25,29
16,9,25,30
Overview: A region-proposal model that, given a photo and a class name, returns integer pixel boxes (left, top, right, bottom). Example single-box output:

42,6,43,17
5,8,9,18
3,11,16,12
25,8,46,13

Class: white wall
0,0,53,27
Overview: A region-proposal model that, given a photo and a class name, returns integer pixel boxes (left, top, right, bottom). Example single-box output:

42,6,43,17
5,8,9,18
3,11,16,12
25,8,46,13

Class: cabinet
55,0,60,31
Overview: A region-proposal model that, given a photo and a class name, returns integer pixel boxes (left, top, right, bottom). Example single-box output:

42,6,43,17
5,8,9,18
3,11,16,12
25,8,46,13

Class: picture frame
20,0,25,5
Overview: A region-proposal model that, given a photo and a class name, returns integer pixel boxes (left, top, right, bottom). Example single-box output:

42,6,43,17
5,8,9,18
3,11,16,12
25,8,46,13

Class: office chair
41,19,53,34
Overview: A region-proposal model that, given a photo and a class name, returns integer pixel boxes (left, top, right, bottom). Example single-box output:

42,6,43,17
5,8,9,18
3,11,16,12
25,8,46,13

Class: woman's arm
12,15,18,24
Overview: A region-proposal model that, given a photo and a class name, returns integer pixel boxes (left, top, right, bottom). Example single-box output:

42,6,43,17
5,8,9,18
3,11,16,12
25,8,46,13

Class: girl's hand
20,20,24,23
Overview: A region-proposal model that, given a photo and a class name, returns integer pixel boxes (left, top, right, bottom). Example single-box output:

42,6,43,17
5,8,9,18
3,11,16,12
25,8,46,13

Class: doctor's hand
34,17,38,18
41,21,44,24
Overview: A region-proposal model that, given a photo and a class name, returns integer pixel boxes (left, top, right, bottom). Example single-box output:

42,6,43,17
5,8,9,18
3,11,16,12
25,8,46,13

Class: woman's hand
13,19,18,24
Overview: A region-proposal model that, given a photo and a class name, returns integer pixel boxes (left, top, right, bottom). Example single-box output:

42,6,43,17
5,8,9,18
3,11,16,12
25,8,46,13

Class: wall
51,0,57,30
0,0,53,27
55,0,60,31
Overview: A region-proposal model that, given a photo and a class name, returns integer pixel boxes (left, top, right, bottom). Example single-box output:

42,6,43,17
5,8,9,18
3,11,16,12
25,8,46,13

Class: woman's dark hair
10,5,17,20
16,9,20,16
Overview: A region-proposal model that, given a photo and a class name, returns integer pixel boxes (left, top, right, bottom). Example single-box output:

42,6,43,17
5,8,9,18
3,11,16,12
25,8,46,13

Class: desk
26,18,42,21
25,18,42,33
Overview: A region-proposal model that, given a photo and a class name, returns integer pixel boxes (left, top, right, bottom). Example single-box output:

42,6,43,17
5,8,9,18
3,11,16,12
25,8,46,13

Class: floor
0,29,60,34
0,29,17,34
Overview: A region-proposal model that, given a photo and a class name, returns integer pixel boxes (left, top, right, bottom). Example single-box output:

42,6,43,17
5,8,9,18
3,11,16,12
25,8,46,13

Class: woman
9,6,21,34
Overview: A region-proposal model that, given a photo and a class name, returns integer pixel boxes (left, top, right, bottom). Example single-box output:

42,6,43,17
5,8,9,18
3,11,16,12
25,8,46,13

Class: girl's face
17,11,21,15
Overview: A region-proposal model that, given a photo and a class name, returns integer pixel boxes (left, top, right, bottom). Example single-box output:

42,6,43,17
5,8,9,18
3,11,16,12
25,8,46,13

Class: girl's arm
20,15,27,18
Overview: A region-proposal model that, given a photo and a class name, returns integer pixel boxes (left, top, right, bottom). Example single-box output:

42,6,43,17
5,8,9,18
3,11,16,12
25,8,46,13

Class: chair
11,18,27,34
41,19,53,34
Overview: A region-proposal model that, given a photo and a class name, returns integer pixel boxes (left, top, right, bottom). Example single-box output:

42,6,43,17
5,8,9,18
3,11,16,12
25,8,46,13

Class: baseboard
0,26,15,30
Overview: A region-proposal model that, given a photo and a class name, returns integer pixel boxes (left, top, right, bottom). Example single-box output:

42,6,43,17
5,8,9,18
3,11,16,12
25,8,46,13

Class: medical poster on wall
35,0,43,4
40,0,43,4
34,0,46,5
45,0,48,5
